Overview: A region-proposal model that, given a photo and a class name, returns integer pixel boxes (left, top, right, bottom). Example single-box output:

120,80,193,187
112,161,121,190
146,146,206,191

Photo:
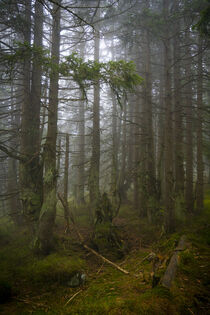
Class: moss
180,250,194,266
24,254,86,285
92,223,124,259
44,169,54,185
156,233,180,254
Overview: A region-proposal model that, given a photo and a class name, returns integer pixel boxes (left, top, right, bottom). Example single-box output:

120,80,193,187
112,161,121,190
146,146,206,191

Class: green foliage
193,0,210,37
2,43,143,104
2,41,50,73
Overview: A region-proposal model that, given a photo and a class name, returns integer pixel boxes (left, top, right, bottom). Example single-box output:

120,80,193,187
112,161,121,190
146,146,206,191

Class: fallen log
58,193,129,275
161,235,187,289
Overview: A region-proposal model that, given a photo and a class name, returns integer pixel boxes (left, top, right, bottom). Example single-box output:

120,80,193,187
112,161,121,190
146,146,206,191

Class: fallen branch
58,193,129,275
83,243,129,274
64,290,82,307
161,235,187,289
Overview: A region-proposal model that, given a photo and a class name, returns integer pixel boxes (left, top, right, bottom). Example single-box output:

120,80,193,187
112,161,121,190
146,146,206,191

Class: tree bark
163,0,175,233
36,1,61,254
64,133,70,233
19,0,43,230
196,36,204,212
173,0,184,196
77,41,86,204
89,7,100,215
184,22,194,213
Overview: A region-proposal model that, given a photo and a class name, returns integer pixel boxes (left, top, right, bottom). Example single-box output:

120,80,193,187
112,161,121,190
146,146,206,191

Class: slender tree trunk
157,42,165,205
89,8,100,213
163,0,175,233
57,138,61,176
36,1,60,254
119,99,128,202
19,0,32,224
40,78,48,142
127,95,134,191
63,133,70,232
77,41,86,204
144,28,156,223
110,89,118,203
173,0,184,196
133,93,140,209
64,134,69,202
196,36,204,212
184,23,194,213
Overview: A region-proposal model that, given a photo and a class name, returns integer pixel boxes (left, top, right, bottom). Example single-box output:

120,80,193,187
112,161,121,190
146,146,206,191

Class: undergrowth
0,191,209,314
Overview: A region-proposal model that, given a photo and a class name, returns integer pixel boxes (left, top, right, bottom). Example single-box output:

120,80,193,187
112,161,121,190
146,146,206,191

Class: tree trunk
173,0,184,196
144,27,156,223
63,133,70,233
19,0,43,230
163,0,175,233
89,7,100,215
184,23,194,213
110,89,118,200
36,1,61,254
77,41,86,204
196,36,204,212
119,99,128,202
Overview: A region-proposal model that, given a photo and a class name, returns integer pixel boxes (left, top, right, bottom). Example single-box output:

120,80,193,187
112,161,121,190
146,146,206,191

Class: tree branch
39,0,95,30
0,144,25,162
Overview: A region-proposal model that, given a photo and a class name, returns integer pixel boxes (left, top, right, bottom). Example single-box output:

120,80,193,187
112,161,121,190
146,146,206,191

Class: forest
0,0,210,314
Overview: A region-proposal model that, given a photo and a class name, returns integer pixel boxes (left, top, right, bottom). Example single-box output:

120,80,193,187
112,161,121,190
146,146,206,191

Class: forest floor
0,194,210,314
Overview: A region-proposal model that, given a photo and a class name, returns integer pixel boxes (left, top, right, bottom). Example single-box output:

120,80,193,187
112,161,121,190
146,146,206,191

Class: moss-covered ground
0,193,209,314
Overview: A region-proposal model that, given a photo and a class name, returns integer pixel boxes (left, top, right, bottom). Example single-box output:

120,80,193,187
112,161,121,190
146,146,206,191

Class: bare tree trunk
119,100,128,202
184,23,194,213
144,27,156,223
110,89,118,204
89,7,100,215
77,41,85,204
40,78,48,142
196,36,204,212
157,42,165,204
173,0,184,196
36,1,60,254
63,133,70,232
133,94,140,209
19,0,43,230
163,0,175,233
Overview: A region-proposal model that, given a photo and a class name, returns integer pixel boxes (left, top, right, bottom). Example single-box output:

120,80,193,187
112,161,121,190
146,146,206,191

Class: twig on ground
96,262,105,274
64,290,82,307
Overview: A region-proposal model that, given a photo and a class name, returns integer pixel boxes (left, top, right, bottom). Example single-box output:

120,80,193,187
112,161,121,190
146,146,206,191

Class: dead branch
64,290,82,307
